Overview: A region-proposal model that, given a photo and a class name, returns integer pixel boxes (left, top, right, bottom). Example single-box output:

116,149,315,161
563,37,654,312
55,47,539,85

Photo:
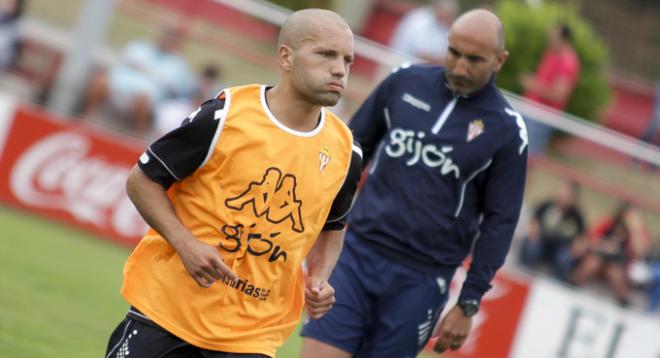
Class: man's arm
126,166,236,288
435,113,528,354
460,117,528,304
521,75,575,105
306,228,346,281
527,201,549,241
349,69,399,165
128,96,236,288
304,142,362,319
304,228,345,320
624,207,650,259
520,56,579,106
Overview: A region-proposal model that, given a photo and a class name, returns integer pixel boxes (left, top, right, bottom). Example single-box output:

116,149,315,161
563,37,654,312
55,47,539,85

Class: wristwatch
458,299,479,317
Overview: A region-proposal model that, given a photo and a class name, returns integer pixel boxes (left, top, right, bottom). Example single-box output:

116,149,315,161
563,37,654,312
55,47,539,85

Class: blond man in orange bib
106,9,362,358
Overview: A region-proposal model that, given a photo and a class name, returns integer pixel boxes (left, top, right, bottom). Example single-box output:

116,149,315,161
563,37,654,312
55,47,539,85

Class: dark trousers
106,311,269,358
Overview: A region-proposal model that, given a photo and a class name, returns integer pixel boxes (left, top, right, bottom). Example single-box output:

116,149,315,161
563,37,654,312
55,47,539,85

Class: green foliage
268,0,335,11
495,0,611,122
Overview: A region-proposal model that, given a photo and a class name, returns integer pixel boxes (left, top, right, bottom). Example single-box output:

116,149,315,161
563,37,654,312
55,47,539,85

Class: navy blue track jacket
348,64,528,303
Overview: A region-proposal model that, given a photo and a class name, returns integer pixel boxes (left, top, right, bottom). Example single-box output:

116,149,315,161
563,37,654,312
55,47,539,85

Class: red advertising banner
0,104,147,246
427,268,531,358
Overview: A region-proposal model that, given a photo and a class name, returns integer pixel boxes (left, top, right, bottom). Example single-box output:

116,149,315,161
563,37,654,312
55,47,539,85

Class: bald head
278,9,352,49
444,9,508,96
450,9,505,54
274,9,354,108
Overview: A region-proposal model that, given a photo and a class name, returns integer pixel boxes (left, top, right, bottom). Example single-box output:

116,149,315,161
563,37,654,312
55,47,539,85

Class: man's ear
494,49,509,72
279,44,294,72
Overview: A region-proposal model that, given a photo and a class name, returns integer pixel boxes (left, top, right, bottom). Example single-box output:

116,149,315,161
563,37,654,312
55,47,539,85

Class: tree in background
269,0,334,11
495,0,611,122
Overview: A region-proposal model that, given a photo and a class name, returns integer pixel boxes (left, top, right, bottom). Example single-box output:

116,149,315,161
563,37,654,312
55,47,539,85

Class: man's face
287,25,354,107
444,30,507,96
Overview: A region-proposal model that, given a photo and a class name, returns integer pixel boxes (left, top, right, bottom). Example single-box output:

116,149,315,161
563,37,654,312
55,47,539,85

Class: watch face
460,301,479,317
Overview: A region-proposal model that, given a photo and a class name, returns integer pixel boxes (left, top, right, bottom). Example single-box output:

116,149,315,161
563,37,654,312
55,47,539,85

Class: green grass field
0,207,129,357
0,207,442,357
0,207,317,357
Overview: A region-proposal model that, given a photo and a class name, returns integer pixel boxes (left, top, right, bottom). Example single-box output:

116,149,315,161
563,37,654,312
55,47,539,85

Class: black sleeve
322,142,363,231
459,111,528,303
138,97,226,189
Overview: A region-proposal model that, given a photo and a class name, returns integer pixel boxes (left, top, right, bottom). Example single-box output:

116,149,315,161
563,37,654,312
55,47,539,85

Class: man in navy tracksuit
301,9,528,358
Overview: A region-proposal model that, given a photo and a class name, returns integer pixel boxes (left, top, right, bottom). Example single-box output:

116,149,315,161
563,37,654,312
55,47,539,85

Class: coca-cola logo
10,131,147,238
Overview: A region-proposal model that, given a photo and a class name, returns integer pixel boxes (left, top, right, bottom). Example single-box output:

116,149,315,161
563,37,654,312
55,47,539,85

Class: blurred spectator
640,83,660,145
153,63,224,137
570,203,651,307
81,26,194,136
648,253,660,313
0,0,25,69
628,240,660,313
636,82,660,170
519,180,585,282
628,241,660,313
389,0,459,64
519,24,580,155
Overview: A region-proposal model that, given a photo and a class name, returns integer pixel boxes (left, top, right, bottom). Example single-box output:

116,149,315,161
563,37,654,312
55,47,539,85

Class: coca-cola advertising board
0,98,147,245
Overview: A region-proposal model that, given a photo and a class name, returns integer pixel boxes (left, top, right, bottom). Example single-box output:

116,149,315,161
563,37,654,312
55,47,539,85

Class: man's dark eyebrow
448,46,485,61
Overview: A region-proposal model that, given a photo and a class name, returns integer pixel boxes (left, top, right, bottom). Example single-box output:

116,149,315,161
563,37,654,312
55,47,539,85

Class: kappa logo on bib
225,167,304,232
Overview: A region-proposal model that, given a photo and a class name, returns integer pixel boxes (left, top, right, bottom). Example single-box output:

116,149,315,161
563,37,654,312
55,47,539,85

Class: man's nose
453,58,469,76
330,58,347,78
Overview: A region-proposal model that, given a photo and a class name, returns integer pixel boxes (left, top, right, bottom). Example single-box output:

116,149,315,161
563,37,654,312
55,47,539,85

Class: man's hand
304,276,336,319
174,238,237,288
433,305,473,353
